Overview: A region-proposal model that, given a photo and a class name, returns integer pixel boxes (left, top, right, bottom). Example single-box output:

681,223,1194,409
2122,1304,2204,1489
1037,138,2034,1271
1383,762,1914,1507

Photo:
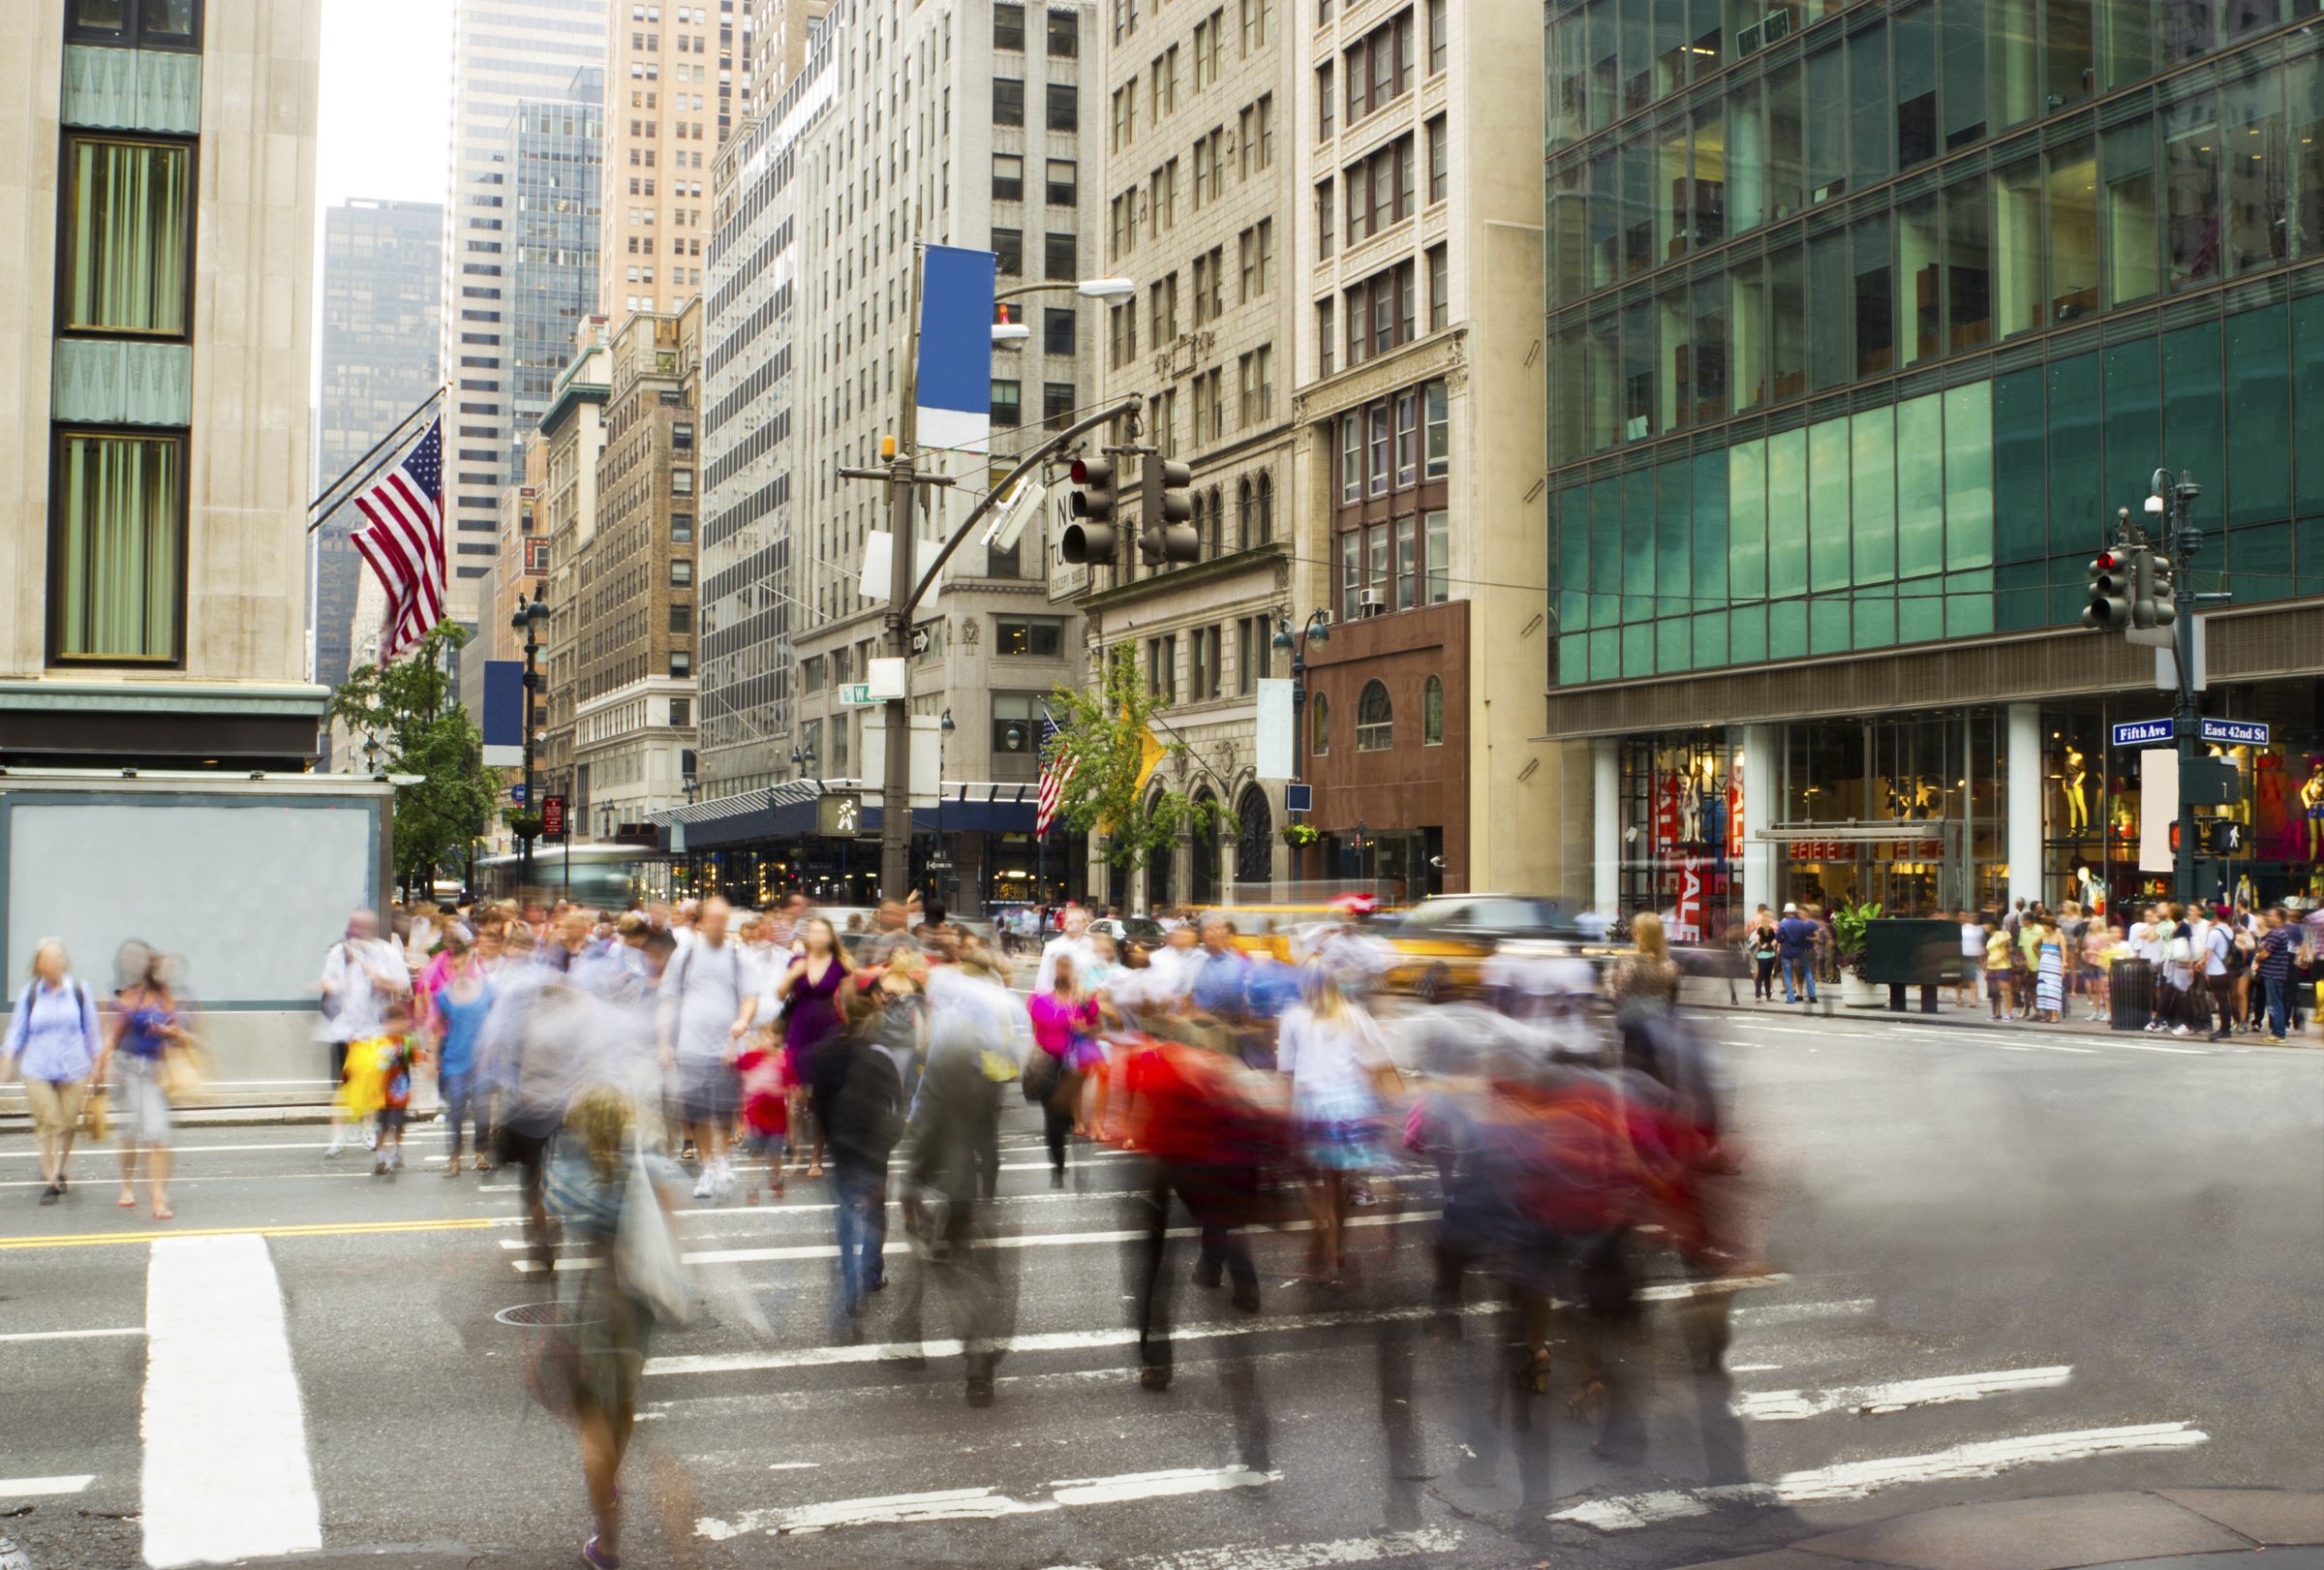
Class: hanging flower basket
1280,823,1322,847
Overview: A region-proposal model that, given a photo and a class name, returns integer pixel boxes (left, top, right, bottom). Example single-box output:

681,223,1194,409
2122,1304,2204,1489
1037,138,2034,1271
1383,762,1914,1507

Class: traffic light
2206,817,2244,856
2139,550,2177,630
2082,548,2132,631
1140,453,1198,566
1059,457,1117,565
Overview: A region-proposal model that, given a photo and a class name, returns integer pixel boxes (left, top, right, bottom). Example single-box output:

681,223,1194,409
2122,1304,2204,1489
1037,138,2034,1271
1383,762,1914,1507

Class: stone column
1743,723,1778,915
2007,701,2044,911
1593,738,1620,914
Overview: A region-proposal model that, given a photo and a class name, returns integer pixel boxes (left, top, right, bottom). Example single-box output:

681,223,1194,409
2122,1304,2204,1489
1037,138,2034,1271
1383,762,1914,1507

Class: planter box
1841,972,1885,1008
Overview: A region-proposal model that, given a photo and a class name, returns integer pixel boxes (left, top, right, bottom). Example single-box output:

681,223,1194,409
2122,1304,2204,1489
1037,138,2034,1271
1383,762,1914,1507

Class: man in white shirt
657,897,755,1196
318,910,409,1157
1034,904,1097,995
2198,907,2233,1039
1957,910,1986,1008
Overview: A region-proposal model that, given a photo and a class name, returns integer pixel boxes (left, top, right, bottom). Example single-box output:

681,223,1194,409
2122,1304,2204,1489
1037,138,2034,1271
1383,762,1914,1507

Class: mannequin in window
2063,747,2089,836
2304,761,2324,861
1678,762,1704,845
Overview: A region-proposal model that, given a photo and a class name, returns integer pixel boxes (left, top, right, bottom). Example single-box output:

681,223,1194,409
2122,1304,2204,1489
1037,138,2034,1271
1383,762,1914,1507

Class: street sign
2199,717,2268,747
816,791,862,836
2112,719,2174,747
839,683,876,705
540,794,566,839
1283,782,1314,813
510,784,529,803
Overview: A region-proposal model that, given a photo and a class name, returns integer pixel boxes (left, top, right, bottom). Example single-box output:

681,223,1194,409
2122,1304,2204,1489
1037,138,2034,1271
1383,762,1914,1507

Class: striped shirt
4,976,102,1083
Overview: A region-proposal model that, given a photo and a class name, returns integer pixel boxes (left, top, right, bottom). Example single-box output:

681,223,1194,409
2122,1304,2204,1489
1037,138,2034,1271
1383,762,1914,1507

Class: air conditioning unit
1759,7,1793,46
1734,17,1761,54
1359,589,1387,617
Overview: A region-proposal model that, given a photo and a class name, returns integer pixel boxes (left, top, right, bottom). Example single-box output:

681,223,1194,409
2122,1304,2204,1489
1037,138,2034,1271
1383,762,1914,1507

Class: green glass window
1848,21,1890,191
2046,137,2098,323
1997,560,2047,631
1656,616,1690,673
1726,76,1764,235
1655,460,1690,616
2161,322,2223,517
1808,230,1851,390
1942,171,1993,350
2227,521,2292,603
1943,382,1994,569
1898,195,1941,366
1853,588,1896,650
1769,241,1806,400
1806,40,1848,203
1559,632,1587,684
1767,428,1808,598
1621,622,1654,677
1990,0,2039,131
1589,477,1621,594
1590,627,1619,681
2296,54,2324,269
1939,0,1987,149
1851,408,1897,584
1901,576,1944,645
1897,392,1944,577
1995,156,2044,337
1765,60,1804,222
1693,608,1728,668
2222,308,2288,528
1811,596,1850,655
1769,598,1808,659
1729,259,1766,412
52,429,183,662
2299,520,2324,599
1944,568,1996,638
2097,0,2155,91
1994,366,2048,562
2101,338,2159,531
1809,417,1851,593
63,137,192,336
2221,63,2287,277
2163,89,2220,292
2100,116,2161,308
1557,485,1592,631
2295,294,2324,518
1692,447,1728,600
1622,468,1654,619
1728,438,1766,600
1852,211,1895,377
1894,3,1938,169
1729,600,1767,664
2044,0,2094,109
2044,354,2099,557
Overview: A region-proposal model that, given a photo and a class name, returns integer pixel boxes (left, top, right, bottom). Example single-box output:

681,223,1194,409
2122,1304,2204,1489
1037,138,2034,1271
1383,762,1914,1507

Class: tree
328,621,499,901
1044,645,1223,877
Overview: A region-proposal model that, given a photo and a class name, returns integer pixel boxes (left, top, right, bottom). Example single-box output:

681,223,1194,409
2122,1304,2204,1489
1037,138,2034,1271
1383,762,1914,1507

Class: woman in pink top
1026,955,1099,1186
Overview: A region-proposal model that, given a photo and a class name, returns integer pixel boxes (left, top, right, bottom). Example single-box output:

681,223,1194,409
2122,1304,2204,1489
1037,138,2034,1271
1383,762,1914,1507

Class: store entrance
1772,823,1964,917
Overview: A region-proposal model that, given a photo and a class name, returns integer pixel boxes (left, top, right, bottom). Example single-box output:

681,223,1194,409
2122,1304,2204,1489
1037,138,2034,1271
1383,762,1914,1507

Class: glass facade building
505,68,605,486
1547,1,2324,684
1544,0,2324,930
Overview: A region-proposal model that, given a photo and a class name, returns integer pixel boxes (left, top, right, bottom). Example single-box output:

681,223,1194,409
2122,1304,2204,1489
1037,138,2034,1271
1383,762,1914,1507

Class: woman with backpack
4,939,103,1205
97,941,190,1218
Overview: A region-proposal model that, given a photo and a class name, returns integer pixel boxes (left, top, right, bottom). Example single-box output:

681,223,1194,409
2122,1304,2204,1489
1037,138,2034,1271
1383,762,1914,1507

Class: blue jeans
1781,955,1817,1002
439,1068,488,1155
833,1167,888,1321
2263,975,2289,1037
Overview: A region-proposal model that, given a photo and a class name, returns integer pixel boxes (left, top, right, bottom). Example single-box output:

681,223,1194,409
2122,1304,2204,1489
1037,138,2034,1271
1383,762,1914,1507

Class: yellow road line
0,1216,500,1250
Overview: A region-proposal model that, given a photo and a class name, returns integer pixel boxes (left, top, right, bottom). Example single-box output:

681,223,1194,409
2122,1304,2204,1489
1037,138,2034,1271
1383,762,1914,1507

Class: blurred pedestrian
99,942,187,1219
1774,904,1818,1005
1957,908,1985,1009
825,977,908,1332
318,911,409,1159
773,914,853,1182
657,896,755,1199
5,939,103,1204
430,929,497,1175
1276,966,1397,1285
1743,906,1780,1002
1609,912,1681,1066
2256,906,2297,1040
1026,954,1099,1186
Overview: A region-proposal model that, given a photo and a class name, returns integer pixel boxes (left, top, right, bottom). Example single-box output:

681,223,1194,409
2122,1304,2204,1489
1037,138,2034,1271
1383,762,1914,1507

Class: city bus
474,842,678,908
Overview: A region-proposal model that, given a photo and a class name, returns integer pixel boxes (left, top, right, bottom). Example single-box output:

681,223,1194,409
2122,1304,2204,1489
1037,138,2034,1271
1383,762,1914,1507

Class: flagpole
306,385,447,531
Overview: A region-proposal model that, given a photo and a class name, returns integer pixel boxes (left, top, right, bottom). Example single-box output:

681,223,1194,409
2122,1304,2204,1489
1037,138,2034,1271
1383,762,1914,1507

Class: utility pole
2149,470,2201,906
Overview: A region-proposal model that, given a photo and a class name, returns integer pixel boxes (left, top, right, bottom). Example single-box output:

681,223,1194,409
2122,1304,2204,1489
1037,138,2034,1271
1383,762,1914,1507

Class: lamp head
1075,277,1137,300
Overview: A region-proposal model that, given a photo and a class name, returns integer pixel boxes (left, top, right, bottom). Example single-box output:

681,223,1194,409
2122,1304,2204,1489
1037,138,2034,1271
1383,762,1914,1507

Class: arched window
1189,788,1219,905
1422,675,1444,746
1311,692,1330,754
1255,472,1273,541
1357,679,1393,751
1146,787,1175,908
1236,786,1273,884
1188,490,1207,565
1237,477,1255,550
1208,485,1225,555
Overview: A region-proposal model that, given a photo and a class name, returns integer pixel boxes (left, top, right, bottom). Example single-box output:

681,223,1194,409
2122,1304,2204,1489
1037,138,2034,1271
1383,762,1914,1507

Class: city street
5,1011,2319,1570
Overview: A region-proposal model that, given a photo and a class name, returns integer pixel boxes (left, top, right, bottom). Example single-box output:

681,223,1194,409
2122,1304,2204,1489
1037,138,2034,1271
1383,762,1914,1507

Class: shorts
377,1106,409,1135
676,1056,739,1125
494,1124,552,1179
22,1077,89,1143
111,1054,171,1145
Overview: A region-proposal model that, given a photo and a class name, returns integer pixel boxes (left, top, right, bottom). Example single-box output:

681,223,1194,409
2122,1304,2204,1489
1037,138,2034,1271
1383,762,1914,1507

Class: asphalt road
3,1008,2320,1570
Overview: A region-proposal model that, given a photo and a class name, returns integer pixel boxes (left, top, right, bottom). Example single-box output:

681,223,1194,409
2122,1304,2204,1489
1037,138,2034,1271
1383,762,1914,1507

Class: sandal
151,1203,174,1222
119,1189,138,1208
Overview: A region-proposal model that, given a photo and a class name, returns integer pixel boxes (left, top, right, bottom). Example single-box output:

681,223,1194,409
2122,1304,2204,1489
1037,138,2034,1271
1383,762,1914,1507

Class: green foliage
1045,646,1225,874
1833,900,1885,974
328,621,498,897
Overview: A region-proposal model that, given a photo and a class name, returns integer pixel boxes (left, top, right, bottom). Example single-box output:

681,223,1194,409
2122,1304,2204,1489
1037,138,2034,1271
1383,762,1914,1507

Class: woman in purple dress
775,916,853,1178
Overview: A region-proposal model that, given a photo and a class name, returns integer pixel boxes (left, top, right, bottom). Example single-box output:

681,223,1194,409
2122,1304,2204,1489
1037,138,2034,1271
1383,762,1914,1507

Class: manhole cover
495,1300,600,1329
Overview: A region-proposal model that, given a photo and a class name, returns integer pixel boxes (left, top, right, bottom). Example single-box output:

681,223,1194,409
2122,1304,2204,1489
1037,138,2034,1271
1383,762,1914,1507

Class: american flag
1035,709,1075,839
350,416,445,663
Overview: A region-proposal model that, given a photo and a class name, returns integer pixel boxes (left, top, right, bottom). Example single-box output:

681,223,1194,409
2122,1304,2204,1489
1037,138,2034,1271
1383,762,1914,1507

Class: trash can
2109,958,2155,1031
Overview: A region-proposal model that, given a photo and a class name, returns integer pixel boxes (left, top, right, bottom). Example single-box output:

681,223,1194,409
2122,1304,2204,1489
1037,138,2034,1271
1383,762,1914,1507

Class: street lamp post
681,773,699,897
791,744,820,899
1272,609,1332,877
511,584,550,887
934,708,956,908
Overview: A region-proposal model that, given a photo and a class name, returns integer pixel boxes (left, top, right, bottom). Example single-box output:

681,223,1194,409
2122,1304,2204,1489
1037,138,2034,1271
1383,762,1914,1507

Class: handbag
615,1142,694,1325
82,1089,110,1142
1022,1046,1061,1106
160,1040,208,1105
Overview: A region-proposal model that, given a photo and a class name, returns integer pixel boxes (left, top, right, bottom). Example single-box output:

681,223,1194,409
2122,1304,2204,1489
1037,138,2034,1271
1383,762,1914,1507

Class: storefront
1598,676,2324,941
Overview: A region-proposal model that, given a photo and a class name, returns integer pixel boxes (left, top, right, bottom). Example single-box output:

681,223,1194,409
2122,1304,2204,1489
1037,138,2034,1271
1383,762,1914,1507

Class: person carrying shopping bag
5,939,103,1205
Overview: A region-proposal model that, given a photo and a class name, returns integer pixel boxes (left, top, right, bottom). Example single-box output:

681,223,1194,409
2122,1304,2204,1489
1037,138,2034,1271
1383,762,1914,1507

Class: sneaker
363,1127,379,1152
38,1185,60,1206
323,1138,344,1160
580,1533,621,1570
2144,1022,2162,1032
2172,1024,2191,1037
714,1159,735,1195
691,1171,714,1200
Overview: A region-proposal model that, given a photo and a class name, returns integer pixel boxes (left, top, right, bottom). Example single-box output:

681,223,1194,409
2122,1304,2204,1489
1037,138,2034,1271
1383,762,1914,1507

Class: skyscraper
442,0,607,625
313,199,443,699
505,68,606,466
599,0,749,321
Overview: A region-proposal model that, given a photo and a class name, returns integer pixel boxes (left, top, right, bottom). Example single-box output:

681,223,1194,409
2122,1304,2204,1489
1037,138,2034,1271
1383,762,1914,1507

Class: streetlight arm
903,395,1145,616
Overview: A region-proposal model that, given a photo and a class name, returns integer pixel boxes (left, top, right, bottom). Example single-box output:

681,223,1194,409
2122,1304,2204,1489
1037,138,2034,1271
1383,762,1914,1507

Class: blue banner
914,243,997,455
482,660,524,766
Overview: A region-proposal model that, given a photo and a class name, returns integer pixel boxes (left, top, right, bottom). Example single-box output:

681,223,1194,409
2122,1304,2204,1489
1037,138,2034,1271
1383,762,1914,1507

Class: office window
993,226,1023,274
670,698,690,727
1045,231,1077,280
670,559,693,586
990,379,1022,426
996,616,1065,658
66,0,201,49
50,429,182,662
1048,8,1079,54
1318,299,1335,377
62,136,192,336
1317,180,1335,261
993,152,1024,201
1394,391,1419,487
1356,680,1392,750
994,1,1024,48
670,650,692,677
1427,243,1448,331
994,77,1024,125
1368,403,1391,496
1393,517,1417,609
669,602,692,633
1319,63,1335,139
1046,158,1078,205
1422,674,1444,743
1044,381,1075,428
1423,380,1450,478
1426,115,1448,203
1048,81,1080,131
1312,690,1330,754
1427,0,1446,72
1423,508,1449,602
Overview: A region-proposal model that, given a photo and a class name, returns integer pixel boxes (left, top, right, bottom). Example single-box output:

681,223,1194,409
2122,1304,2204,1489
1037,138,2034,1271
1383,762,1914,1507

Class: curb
0,1102,413,1133
1682,985,2323,1049
1663,1488,2324,1568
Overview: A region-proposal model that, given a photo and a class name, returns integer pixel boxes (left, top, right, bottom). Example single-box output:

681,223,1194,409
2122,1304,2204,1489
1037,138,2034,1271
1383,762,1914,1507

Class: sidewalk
1679,976,2321,1049
1676,1488,2324,1569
